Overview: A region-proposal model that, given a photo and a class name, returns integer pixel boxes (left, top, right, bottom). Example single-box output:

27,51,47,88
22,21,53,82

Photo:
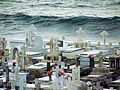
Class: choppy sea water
0,0,120,43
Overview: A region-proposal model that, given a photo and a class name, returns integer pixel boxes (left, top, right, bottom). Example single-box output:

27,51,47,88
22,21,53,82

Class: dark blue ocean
0,0,120,42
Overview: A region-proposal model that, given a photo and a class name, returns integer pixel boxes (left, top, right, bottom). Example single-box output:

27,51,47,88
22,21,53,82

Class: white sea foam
0,0,120,18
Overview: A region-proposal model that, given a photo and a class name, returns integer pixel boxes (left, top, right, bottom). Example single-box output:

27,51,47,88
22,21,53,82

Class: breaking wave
0,12,120,38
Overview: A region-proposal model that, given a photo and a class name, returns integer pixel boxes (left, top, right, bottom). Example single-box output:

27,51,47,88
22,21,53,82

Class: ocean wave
0,0,120,39
0,12,120,37
0,0,120,18
0,12,120,26
0,31,24,35
108,1,120,5
41,3,94,8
